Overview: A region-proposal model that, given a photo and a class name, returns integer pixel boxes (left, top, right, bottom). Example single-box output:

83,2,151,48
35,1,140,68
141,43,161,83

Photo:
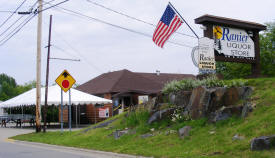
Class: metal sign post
60,88,63,133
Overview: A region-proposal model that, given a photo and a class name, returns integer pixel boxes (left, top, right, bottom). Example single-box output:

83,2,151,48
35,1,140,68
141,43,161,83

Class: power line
0,0,28,28
0,14,36,46
50,57,80,61
51,33,104,73
50,5,194,48
39,0,69,13
51,44,81,59
40,15,105,73
0,1,38,39
85,0,197,39
0,15,25,38
0,0,68,46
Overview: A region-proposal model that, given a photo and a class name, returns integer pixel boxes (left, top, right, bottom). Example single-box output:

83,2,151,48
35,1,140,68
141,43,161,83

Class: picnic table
0,114,35,128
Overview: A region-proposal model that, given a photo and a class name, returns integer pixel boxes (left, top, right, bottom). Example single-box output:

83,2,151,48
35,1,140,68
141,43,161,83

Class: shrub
163,75,248,94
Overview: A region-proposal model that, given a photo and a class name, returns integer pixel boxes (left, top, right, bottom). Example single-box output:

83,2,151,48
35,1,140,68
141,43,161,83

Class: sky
0,0,274,85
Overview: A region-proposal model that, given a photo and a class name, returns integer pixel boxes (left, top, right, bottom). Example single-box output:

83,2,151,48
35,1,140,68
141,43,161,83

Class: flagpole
168,2,199,39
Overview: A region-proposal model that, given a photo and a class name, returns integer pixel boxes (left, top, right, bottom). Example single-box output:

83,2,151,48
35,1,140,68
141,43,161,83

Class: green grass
12,77,275,158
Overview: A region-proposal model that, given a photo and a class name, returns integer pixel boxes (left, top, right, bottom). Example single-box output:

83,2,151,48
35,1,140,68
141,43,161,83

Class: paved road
0,128,146,158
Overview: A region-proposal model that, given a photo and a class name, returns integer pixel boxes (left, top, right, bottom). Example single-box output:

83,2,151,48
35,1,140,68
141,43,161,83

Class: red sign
99,107,109,118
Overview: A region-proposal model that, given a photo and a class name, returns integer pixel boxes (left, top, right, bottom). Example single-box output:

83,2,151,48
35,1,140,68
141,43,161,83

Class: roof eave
195,14,266,31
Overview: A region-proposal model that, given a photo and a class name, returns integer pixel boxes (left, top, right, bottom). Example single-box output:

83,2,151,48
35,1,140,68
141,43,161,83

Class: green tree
0,73,35,101
0,74,18,101
216,22,275,79
260,22,275,76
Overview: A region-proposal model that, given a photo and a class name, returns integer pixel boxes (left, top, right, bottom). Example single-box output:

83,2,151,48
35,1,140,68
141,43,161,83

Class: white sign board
138,95,149,104
198,37,216,70
99,107,109,118
213,26,255,59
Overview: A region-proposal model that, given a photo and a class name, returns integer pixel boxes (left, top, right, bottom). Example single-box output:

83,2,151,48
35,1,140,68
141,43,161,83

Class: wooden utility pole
36,0,43,133
43,15,52,132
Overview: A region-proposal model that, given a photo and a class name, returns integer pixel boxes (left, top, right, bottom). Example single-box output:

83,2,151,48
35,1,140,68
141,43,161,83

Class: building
77,69,195,112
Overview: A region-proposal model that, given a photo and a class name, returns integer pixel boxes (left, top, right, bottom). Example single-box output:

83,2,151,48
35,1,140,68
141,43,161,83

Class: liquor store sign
198,37,216,71
213,26,255,59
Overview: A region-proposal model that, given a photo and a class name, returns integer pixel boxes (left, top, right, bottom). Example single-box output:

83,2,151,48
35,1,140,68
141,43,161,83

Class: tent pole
21,106,23,128
79,105,80,126
75,105,78,128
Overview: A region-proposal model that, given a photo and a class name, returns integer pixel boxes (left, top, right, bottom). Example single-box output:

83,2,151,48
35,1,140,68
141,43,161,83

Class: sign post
61,89,63,133
69,89,72,131
55,70,76,132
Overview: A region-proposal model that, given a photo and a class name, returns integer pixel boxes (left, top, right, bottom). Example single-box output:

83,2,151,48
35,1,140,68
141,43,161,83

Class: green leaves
162,76,247,94
0,73,35,101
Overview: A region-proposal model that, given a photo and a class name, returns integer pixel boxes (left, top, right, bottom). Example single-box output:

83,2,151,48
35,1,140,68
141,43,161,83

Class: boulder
251,135,275,151
208,87,227,112
140,133,154,138
241,102,253,118
174,91,192,107
232,134,245,141
113,129,129,140
178,126,192,138
147,108,174,124
223,87,240,106
186,86,215,119
144,97,157,112
169,93,176,105
238,86,253,100
209,106,243,123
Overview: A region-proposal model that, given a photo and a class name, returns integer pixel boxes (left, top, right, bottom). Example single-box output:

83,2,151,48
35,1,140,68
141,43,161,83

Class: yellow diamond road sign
55,70,76,93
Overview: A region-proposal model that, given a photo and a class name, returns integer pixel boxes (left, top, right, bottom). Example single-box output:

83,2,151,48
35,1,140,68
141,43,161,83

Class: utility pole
36,0,43,133
43,15,52,132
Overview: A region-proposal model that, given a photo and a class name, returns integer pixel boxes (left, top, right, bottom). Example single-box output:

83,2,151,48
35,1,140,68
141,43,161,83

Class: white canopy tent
0,85,112,108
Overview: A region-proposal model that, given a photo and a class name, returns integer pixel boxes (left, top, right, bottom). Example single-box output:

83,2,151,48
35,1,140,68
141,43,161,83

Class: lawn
12,77,275,158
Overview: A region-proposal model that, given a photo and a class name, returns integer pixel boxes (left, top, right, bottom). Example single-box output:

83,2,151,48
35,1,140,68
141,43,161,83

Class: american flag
153,4,183,48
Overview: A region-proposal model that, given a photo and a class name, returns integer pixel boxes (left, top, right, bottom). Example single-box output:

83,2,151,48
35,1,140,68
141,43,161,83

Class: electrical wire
0,14,36,46
0,1,38,38
39,0,69,13
40,14,104,72
50,5,194,48
0,0,68,46
51,33,104,73
0,15,25,38
42,16,104,73
0,0,27,28
85,0,197,39
51,44,81,60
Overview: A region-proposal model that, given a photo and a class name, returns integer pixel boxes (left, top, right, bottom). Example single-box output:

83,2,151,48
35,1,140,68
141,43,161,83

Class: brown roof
77,69,195,95
195,14,266,31
137,72,194,85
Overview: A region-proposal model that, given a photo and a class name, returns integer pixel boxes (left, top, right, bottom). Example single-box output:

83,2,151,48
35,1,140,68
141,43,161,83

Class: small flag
153,3,183,48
